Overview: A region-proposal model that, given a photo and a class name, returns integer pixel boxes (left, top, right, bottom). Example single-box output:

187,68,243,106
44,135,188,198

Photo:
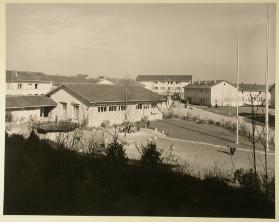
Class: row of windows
153,81,183,85
17,83,39,89
98,105,126,113
98,104,157,112
153,87,182,91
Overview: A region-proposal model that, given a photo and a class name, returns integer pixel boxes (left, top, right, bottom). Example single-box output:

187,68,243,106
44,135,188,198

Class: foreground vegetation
4,132,275,217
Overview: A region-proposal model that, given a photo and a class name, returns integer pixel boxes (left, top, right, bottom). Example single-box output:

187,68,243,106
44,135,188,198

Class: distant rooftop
6,70,50,82
46,74,99,85
239,83,271,92
184,80,235,89
6,95,57,109
136,75,192,82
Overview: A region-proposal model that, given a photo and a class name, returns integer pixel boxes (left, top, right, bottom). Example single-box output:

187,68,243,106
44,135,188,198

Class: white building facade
184,80,241,107
6,71,53,95
239,84,271,106
136,75,192,100
46,83,165,127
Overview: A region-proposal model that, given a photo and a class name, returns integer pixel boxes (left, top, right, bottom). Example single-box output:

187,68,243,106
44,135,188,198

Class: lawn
4,132,275,217
195,105,275,128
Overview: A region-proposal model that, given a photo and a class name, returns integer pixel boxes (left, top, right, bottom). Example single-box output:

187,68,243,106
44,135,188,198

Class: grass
197,106,275,128
4,132,275,217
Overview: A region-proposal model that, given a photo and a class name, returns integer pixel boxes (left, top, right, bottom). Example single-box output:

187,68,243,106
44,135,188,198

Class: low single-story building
184,80,239,107
46,83,166,127
6,95,57,122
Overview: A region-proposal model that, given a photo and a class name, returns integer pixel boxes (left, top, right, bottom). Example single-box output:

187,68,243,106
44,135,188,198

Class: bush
104,135,127,162
101,120,110,128
234,168,261,191
137,140,163,167
5,112,13,122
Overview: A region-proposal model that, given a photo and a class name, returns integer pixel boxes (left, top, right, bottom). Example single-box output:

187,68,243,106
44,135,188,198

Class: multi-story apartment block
136,75,192,100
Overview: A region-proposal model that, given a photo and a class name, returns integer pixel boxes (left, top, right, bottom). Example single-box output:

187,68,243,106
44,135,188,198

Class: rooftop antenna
235,6,240,145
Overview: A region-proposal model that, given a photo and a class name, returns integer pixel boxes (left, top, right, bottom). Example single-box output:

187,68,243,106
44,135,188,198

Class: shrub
101,120,110,128
137,140,163,167
5,112,13,122
104,135,127,162
234,168,261,191
88,139,106,158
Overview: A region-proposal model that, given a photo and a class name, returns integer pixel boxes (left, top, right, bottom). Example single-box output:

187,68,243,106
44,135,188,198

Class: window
155,87,158,90
18,83,22,89
136,104,142,109
109,106,117,111
98,106,107,112
143,104,149,109
73,105,79,119
151,103,157,108
35,84,38,89
119,105,126,111
61,103,67,119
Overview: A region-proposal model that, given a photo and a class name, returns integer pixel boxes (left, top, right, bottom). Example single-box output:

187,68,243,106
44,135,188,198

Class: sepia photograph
3,2,277,219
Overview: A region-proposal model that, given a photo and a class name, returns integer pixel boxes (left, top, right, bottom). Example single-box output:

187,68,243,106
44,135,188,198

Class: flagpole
265,3,270,152
236,7,239,145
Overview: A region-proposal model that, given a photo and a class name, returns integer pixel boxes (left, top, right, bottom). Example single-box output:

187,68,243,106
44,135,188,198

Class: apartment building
136,75,192,100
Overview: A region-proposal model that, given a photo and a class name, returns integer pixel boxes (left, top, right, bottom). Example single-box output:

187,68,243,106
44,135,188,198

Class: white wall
49,88,90,124
6,82,53,95
240,91,271,106
49,88,163,127
88,104,162,127
139,80,191,99
211,81,239,107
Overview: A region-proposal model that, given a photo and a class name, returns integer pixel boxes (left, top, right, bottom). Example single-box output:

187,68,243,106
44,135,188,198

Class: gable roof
47,83,166,105
6,70,50,83
136,75,192,82
184,80,236,89
6,95,57,109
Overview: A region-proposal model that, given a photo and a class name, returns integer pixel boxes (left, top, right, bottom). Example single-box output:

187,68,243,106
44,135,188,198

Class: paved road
150,119,274,151
124,120,275,175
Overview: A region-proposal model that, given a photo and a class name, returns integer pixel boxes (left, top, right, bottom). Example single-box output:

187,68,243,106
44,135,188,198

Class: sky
6,3,276,83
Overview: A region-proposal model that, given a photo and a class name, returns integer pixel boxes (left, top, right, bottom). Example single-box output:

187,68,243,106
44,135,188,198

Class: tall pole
235,7,240,145
265,3,270,152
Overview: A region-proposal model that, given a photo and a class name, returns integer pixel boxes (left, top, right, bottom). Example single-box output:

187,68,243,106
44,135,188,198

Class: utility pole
265,3,270,152
235,7,240,145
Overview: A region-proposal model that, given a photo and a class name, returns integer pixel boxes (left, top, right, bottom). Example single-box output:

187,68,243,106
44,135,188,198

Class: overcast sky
6,3,276,83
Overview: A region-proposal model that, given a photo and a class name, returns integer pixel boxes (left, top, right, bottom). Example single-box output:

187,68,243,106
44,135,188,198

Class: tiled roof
136,75,192,82
6,95,57,109
47,83,166,105
184,80,235,89
6,70,50,82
